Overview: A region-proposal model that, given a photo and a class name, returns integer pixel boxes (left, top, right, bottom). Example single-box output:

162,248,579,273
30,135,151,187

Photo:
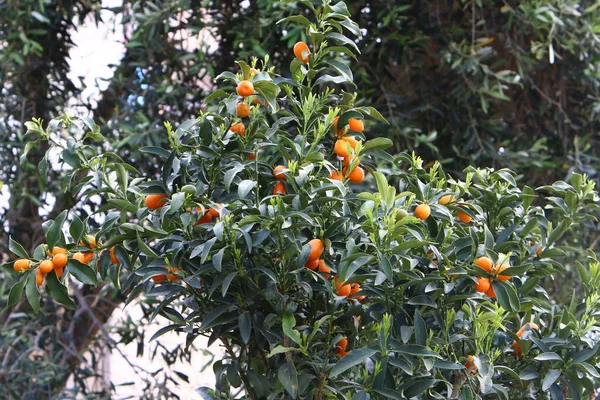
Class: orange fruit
305,258,319,270
152,274,166,283
513,340,522,358
72,251,87,264
39,260,55,275
334,140,351,157
345,166,365,183
307,238,324,261
273,165,286,180
438,195,453,205
293,41,310,63
194,211,213,226
52,253,68,269
47,246,67,257
55,266,63,279
252,96,268,106
332,116,345,136
350,283,361,295
13,259,31,272
343,154,358,168
341,136,359,149
495,263,511,281
485,285,496,298
273,182,287,195
83,252,95,264
457,210,472,223
474,256,494,273
110,247,119,264
317,260,331,279
208,204,222,218
36,269,44,286
145,194,168,210
248,152,256,161
336,337,348,351
329,170,344,181
348,118,364,132
336,281,351,297
474,276,491,293
236,102,250,118
236,80,254,97
415,203,431,220
166,266,179,281
464,355,478,373
80,234,97,249
230,122,246,137
516,322,540,338
535,246,544,256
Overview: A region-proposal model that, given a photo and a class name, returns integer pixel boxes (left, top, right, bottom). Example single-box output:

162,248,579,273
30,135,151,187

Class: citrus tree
5,1,600,398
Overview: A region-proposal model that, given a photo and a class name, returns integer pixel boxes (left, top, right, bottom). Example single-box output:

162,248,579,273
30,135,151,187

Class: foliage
5,1,600,398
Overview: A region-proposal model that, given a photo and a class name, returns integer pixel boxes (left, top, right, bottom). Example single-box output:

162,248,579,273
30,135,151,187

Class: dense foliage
1,0,600,398
4,2,600,399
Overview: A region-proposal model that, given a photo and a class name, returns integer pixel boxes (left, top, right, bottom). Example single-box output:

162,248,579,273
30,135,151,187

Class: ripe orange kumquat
334,140,351,158
415,203,431,220
52,253,68,269
474,256,494,273
273,182,286,195
293,41,310,63
345,166,365,183
39,260,55,275
305,258,319,270
236,102,250,118
273,165,286,180
457,210,472,223
329,170,344,181
13,259,31,272
439,194,453,205
348,118,364,132
230,122,246,137
307,239,324,261
236,80,254,97
145,194,168,210
474,276,491,293
317,260,331,279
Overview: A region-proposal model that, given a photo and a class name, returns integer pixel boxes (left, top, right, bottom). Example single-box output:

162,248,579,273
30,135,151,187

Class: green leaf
239,312,252,344
26,271,41,313
330,348,377,377
45,271,77,309
6,274,27,308
238,180,256,199
542,369,561,391
282,313,302,345
390,343,442,359
69,215,84,243
414,309,426,346
278,361,298,398
494,281,521,313
67,259,98,285
402,379,437,397
363,137,393,152
9,237,29,259
46,210,68,250
150,324,182,342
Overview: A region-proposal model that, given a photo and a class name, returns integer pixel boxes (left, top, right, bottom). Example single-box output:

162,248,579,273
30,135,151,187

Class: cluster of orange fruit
414,195,472,223
335,337,350,358
303,238,365,303
330,116,365,184
12,235,119,286
272,165,288,196
151,266,180,282
145,193,222,226
473,256,511,298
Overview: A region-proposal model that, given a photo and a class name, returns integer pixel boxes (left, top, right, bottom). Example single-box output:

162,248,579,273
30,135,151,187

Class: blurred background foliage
0,0,599,398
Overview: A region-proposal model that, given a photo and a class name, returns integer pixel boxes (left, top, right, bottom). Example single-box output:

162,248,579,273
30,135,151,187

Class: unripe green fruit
181,185,197,195
395,209,408,221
